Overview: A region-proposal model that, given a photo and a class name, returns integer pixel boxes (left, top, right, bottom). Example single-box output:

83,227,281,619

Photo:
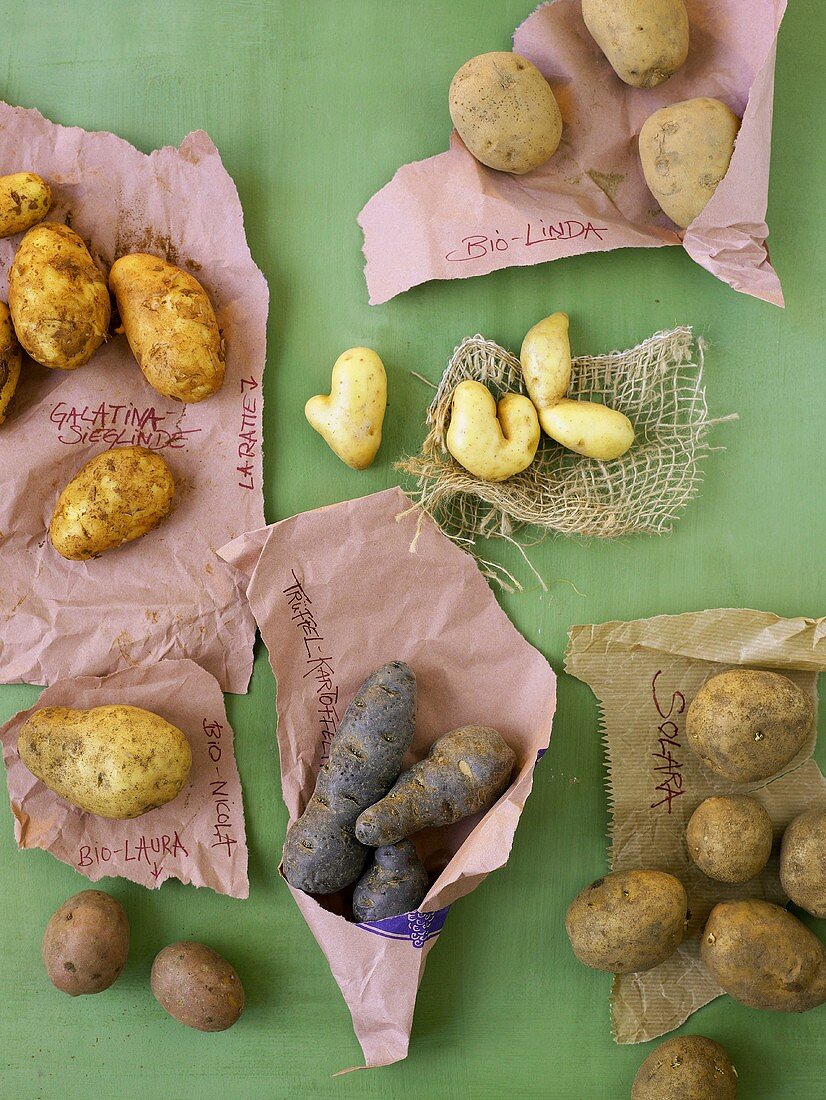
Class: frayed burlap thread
398,327,735,589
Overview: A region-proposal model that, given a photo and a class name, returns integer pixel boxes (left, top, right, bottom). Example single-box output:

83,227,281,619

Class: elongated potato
582,0,689,89
109,254,225,403
305,347,386,469
449,52,563,174
639,98,740,228
9,223,110,369
49,445,175,560
0,301,21,425
0,172,52,237
446,380,540,481
520,311,572,409
539,398,635,460
42,890,129,996
18,704,192,819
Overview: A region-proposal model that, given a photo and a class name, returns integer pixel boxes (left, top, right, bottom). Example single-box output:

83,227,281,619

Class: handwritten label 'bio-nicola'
650,670,687,814
283,570,340,764
445,219,609,263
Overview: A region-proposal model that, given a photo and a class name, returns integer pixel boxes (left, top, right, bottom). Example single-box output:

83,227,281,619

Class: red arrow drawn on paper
240,377,258,392
150,863,164,880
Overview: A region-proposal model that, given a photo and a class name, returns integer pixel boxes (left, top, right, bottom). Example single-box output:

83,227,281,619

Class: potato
686,668,813,783
8,223,110,369
566,870,687,974
42,890,129,996
0,301,21,425
632,1035,738,1100
109,254,225,403
355,726,515,846
639,97,741,228
582,0,689,89
151,942,244,1032
0,172,52,237
780,808,826,918
49,445,175,560
449,52,562,175
702,899,826,1012
520,311,572,410
283,662,417,895
305,347,386,470
352,840,430,923
686,795,773,884
446,380,540,481
18,704,192,819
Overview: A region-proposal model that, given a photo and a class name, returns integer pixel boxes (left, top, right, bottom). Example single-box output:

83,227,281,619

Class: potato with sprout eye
686,795,773,884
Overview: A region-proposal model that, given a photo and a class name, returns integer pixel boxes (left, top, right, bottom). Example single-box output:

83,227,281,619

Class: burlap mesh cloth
399,327,734,586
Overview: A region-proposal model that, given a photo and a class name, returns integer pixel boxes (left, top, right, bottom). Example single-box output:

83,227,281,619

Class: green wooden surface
0,1,824,1096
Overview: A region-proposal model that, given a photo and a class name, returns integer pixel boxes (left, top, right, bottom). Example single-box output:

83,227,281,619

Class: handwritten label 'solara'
650,670,686,813
283,570,340,764
445,218,608,264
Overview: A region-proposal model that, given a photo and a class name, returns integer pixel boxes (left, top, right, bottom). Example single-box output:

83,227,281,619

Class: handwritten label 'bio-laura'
445,219,608,263
650,670,687,814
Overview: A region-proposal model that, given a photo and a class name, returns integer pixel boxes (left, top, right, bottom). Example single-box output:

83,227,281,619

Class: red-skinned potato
151,942,244,1032
42,890,129,995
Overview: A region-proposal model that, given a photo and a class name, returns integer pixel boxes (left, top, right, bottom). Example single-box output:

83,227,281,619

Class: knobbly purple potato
566,870,688,974
355,725,515,847
151,942,244,1032
352,840,430,922
282,661,416,894
686,795,773,884
780,808,826,918
632,1035,738,1100
42,890,129,996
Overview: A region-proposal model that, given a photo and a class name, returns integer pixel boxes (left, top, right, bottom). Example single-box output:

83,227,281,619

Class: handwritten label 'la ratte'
236,377,260,491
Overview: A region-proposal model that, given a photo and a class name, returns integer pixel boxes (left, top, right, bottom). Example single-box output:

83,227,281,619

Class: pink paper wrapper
0,102,268,693
218,487,557,1069
360,0,786,307
1,659,248,898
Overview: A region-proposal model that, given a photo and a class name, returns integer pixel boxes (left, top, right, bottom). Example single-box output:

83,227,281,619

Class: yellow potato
8,223,110,370
446,380,540,482
639,97,741,228
49,445,175,561
305,347,386,470
0,172,52,237
520,311,572,409
109,254,225,403
582,0,689,88
449,52,563,175
18,704,192,819
0,301,21,425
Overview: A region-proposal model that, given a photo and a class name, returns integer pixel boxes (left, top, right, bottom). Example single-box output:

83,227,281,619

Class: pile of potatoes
448,1,741,230
282,661,516,922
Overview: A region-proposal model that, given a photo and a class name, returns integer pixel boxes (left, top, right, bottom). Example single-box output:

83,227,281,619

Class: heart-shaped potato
446,379,540,482
305,347,387,470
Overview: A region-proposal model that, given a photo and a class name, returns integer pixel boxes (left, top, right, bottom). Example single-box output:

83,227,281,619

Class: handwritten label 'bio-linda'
445,219,608,264
283,570,340,764
650,670,687,814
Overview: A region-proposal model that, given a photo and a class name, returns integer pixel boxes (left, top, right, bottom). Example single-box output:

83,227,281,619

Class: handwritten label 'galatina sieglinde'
237,377,260,490
650,670,687,814
445,219,608,263
49,401,202,450
283,570,340,764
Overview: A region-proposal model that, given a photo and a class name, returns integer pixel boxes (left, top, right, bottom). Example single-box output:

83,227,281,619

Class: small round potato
151,942,244,1032
686,795,773,884
449,52,563,175
702,899,826,1012
686,668,813,783
639,98,740,228
632,1035,738,1100
582,0,690,89
566,869,688,974
109,254,225,403
780,808,826,918
0,172,52,237
0,301,22,425
8,222,110,369
49,445,175,560
42,890,129,996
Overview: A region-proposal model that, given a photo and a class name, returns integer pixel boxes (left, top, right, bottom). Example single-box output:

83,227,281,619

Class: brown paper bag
565,608,826,1043
219,487,557,1068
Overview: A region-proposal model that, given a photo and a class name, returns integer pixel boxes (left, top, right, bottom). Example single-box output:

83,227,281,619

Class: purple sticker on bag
358,906,450,949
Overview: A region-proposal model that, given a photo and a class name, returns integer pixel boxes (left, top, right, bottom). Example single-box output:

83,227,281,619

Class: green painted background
0,1,823,1096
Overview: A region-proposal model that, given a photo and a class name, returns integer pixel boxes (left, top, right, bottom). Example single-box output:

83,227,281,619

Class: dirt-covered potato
632,1035,738,1100
283,662,417,895
686,795,773,884
0,301,21,425
109,254,225,403
42,890,129,996
18,704,192,819
566,870,688,974
49,445,175,560
780,808,826,918
151,942,244,1032
639,97,740,228
8,222,110,369
352,840,430,923
355,725,515,847
449,52,563,175
582,0,689,89
702,899,826,1012
686,669,813,783
0,172,52,237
